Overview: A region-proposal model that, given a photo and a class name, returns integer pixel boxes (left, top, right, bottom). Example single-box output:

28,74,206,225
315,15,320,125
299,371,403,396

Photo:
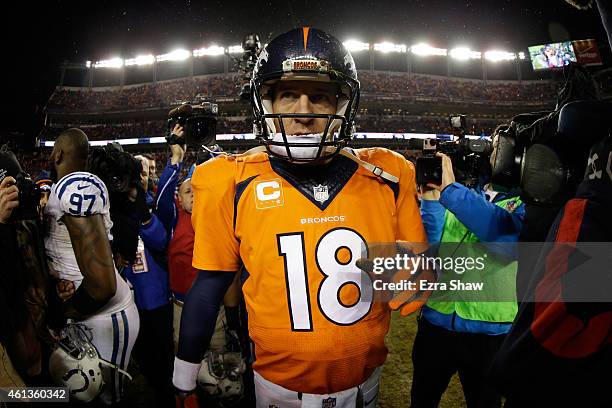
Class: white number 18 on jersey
277,227,373,331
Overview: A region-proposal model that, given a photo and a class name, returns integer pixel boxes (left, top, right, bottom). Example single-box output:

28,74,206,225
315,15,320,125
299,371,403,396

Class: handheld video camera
167,102,218,147
491,100,611,205
11,172,41,221
88,144,141,194
0,147,41,221
413,115,492,187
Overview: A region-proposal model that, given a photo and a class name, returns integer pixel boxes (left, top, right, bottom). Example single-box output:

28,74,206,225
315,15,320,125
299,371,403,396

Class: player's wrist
173,357,201,393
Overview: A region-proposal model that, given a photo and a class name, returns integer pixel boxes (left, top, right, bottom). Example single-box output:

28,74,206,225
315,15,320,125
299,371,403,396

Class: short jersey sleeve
53,172,109,219
191,158,241,271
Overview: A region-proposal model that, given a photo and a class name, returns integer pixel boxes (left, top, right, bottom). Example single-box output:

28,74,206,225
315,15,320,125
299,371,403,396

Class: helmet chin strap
99,359,133,381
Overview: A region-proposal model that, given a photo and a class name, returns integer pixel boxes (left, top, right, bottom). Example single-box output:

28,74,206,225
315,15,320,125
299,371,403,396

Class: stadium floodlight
93,58,124,69
410,43,447,57
449,47,481,60
343,40,370,52
227,45,243,54
124,54,155,66
193,45,225,57
373,42,407,53
156,49,191,62
484,50,516,62
518,51,526,60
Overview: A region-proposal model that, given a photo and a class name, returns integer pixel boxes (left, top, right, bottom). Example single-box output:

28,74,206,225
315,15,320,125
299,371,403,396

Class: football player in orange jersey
172,27,428,408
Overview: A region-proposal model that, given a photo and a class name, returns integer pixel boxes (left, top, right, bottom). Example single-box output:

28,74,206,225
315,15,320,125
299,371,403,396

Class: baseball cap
35,170,53,191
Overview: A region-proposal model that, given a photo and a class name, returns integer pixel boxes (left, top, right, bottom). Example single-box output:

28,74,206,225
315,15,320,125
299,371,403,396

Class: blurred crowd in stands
48,75,243,112
359,72,559,102
40,113,503,142
47,72,561,112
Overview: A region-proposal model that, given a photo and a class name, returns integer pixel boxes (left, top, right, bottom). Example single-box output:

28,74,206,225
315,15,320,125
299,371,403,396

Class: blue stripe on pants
111,313,120,404
119,310,129,392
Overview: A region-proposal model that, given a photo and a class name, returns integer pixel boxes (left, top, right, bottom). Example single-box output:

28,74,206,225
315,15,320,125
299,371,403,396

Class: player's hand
388,263,437,316
427,152,455,192
356,241,435,316
0,176,19,223
56,279,76,301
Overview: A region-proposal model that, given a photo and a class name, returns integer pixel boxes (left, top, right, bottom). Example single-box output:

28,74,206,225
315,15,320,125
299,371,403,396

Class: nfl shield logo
322,397,336,408
313,184,329,203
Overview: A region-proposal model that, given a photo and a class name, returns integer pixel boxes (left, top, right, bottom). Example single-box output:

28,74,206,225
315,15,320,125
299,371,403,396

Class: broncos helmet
48,324,104,403
250,27,360,162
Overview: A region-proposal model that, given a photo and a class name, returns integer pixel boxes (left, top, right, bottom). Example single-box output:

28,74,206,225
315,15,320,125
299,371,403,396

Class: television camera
412,115,492,188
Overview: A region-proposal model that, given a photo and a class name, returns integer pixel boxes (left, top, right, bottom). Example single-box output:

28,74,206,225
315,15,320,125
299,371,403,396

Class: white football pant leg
82,301,140,405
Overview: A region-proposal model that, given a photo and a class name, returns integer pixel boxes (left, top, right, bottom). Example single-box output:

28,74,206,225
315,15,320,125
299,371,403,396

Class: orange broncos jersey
191,148,426,394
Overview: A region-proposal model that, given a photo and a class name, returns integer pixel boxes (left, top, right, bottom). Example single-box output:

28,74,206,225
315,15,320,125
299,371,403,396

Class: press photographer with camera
411,130,525,407
160,107,246,406
0,151,45,389
106,146,177,408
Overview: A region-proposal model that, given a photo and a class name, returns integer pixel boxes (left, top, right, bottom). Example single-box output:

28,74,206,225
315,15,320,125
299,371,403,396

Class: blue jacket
155,160,182,234
124,161,181,310
420,182,525,334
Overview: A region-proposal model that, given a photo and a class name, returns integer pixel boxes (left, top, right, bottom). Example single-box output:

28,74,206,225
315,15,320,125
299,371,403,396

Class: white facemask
269,133,329,159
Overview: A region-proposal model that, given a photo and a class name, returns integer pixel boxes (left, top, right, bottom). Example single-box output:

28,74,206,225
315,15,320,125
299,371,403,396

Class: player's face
177,179,193,213
271,81,338,136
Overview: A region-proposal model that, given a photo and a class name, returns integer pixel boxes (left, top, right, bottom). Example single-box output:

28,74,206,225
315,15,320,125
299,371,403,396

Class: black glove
134,185,151,225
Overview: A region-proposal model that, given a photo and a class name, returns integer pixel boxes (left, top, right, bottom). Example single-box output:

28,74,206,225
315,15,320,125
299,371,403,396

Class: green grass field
124,312,466,407
378,313,465,407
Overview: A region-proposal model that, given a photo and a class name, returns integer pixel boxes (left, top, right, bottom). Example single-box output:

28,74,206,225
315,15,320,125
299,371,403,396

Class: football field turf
378,313,465,407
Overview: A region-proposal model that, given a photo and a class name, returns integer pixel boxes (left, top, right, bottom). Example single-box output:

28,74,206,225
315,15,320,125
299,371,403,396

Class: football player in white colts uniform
44,129,140,405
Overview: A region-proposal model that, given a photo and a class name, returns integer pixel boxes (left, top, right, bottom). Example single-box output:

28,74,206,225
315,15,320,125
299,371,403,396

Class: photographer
120,147,176,408
412,143,524,408
0,154,43,388
161,135,242,358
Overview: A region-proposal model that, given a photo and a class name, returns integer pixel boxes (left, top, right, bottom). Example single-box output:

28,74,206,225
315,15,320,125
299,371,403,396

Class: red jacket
168,207,198,300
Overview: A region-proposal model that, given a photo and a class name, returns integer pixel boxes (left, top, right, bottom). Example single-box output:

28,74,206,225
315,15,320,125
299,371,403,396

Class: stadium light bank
85,40,528,68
